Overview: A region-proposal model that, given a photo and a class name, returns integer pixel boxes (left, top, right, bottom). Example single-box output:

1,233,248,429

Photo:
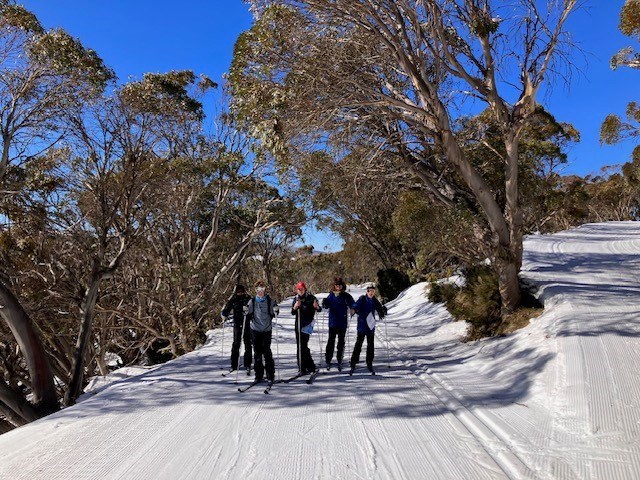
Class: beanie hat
295,281,307,291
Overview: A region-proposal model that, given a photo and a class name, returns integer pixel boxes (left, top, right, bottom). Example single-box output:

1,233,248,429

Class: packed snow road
1,222,640,479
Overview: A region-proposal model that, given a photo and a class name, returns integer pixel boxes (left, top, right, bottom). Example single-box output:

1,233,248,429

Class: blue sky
20,1,638,251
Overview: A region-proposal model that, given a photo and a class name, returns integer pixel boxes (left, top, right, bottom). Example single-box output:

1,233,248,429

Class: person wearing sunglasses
291,281,321,374
245,280,278,383
321,277,354,371
349,283,385,375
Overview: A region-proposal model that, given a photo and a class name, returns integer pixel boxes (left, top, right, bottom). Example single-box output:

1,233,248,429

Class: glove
273,305,280,315
243,305,249,314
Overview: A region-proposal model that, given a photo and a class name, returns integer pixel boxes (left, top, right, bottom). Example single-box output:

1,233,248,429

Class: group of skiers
220,277,386,384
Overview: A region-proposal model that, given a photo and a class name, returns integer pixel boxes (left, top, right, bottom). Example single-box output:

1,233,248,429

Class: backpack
250,295,273,318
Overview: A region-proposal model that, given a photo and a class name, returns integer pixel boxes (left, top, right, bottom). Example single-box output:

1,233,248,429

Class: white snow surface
2,222,640,479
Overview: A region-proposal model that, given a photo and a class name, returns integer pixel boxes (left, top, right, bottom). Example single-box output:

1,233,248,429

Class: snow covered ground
1,222,639,479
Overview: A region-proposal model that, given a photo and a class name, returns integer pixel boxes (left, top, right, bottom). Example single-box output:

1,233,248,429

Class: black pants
325,327,346,364
294,322,316,373
231,320,252,370
252,330,275,381
350,332,375,369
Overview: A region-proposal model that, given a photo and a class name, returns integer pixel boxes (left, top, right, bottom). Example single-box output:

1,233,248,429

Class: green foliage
227,5,301,157
376,268,410,302
427,281,459,306
468,8,500,37
28,29,114,93
620,0,640,38
0,4,43,33
392,190,485,274
600,114,624,144
120,70,209,119
429,265,502,340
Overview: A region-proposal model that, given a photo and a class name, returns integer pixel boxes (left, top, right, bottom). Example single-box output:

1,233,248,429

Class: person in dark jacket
349,283,385,375
291,281,321,374
321,277,354,371
245,280,278,383
221,284,252,372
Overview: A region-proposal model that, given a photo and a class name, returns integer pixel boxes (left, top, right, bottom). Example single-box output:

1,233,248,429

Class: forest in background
0,0,638,432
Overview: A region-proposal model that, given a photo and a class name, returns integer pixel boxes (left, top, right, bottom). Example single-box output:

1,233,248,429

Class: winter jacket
321,291,354,329
221,293,252,328
246,295,276,332
291,293,321,329
352,295,385,334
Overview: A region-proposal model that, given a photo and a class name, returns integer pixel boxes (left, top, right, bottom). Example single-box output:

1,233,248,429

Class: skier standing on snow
321,277,354,371
349,283,385,375
221,284,253,373
246,280,278,383
291,281,321,374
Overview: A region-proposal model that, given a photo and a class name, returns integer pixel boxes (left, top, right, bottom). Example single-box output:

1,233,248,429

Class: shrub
429,264,501,340
377,268,411,301
430,264,544,340
428,281,460,306
455,266,502,340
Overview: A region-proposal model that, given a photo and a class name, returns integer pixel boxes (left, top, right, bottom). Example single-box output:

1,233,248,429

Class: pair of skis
237,379,274,394
281,369,320,385
237,369,320,394
221,368,251,377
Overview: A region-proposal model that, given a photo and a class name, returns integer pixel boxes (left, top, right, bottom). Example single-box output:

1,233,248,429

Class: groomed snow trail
1,222,639,479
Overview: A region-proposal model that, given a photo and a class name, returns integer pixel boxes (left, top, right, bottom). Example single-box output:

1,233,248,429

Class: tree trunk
0,415,16,434
0,135,11,184
439,128,522,313
64,272,104,406
505,134,524,270
0,282,58,418
494,242,521,314
0,379,39,424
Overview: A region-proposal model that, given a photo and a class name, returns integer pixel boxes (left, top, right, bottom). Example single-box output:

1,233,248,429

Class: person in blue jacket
321,277,354,371
349,283,385,375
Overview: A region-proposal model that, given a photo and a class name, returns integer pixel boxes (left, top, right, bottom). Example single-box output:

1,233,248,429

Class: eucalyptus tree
94,112,305,361
610,0,640,70
599,0,640,221
60,71,213,405
303,149,414,271
0,2,113,423
602,0,640,160
0,1,113,187
230,0,579,312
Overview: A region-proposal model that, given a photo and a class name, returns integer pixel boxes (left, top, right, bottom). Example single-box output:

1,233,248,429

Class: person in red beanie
291,281,321,373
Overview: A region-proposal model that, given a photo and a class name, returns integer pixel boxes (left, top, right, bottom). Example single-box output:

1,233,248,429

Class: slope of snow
1,222,639,479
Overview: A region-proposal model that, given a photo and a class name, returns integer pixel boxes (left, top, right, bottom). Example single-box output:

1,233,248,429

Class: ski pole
347,312,352,353
297,305,302,373
274,305,281,382
383,313,391,369
317,307,323,364
221,312,227,369
236,305,249,384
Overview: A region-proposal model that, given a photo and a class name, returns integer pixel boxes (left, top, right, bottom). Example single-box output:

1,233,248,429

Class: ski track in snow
1,221,640,479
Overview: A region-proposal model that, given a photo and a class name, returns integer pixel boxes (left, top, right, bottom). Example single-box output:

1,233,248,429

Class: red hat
295,281,307,291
